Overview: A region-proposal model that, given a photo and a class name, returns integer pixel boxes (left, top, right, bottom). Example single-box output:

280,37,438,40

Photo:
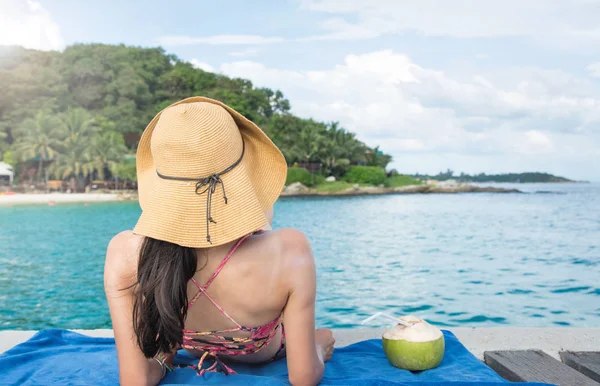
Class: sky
1,0,600,180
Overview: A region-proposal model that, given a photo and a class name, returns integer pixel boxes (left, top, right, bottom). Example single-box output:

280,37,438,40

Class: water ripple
2,182,600,329
550,286,591,294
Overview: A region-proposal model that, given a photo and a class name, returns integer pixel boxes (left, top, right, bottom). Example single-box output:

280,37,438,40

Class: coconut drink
362,313,445,371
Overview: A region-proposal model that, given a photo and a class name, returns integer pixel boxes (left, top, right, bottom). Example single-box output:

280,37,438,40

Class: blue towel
0,329,551,385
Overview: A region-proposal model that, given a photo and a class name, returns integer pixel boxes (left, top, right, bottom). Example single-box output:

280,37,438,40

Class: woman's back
105,97,334,386
183,230,293,363
108,228,312,364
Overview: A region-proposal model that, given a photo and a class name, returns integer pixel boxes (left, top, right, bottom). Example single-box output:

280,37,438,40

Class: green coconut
381,315,445,371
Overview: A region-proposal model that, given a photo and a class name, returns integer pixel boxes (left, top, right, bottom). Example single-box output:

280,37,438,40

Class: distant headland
409,171,578,184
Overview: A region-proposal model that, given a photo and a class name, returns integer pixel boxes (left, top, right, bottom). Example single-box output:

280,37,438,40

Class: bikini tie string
180,351,236,376
155,138,245,244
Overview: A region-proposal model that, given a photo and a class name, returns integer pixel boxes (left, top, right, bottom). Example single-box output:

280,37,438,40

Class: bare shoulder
104,230,144,288
270,228,311,249
265,228,315,277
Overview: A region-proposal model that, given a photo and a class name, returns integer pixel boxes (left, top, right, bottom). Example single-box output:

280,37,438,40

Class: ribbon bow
155,139,245,244
195,174,228,244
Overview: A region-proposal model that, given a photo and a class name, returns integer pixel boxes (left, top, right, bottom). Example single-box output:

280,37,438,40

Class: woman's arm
281,229,334,385
104,231,164,386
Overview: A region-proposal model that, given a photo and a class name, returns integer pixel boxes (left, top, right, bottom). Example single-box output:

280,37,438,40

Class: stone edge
2,327,600,360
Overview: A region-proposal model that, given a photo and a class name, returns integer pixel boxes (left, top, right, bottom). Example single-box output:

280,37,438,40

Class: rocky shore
280,183,521,197
0,184,521,206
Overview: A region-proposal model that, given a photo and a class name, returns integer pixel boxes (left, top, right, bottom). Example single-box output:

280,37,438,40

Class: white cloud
220,50,600,179
586,62,600,77
299,17,380,41
228,47,260,57
156,34,285,46
0,0,65,50
298,0,600,50
189,59,214,72
516,131,555,155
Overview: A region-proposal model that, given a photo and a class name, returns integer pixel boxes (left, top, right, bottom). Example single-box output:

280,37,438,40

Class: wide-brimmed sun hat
133,96,287,248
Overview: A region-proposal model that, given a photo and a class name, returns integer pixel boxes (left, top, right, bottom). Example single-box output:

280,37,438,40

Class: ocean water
0,183,598,330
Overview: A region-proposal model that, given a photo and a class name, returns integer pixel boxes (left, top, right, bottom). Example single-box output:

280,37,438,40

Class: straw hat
133,96,287,248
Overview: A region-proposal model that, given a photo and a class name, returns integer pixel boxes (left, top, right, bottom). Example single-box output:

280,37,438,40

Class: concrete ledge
0,329,113,353
332,327,600,360
2,328,600,361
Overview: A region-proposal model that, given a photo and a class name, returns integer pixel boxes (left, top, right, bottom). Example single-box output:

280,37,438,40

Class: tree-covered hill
413,170,574,183
0,44,390,184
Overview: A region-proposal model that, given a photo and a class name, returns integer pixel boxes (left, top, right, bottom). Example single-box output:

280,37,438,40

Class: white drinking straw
360,312,412,327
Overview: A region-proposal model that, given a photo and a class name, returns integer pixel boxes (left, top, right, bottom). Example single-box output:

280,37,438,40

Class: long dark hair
131,237,199,357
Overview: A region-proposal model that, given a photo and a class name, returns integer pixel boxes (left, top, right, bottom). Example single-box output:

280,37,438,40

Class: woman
104,97,335,386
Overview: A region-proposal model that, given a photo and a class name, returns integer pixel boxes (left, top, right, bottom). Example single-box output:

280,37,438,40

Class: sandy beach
0,184,522,206
0,193,125,206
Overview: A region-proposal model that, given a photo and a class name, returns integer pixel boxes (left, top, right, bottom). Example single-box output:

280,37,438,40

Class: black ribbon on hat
156,139,245,244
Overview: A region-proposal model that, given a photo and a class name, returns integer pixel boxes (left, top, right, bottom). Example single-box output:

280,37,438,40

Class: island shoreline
0,184,524,206
280,184,522,197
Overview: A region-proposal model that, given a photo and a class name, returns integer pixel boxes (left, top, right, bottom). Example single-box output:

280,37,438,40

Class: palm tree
51,146,94,180
0,129,8,162
58,108,97,149
267,114,303,163
13,111,61,182
365,145,392,168
86,131,127,180
291,121,325,163
318,123,369,177
50,108,97,189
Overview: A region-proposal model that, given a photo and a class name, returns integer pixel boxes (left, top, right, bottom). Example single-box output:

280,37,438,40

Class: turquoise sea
0,183,599,330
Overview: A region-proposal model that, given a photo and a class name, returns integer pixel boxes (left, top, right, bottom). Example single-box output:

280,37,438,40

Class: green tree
291,120,325,163
51,147,90,180
86,131,127,180
58,108,97,148
2,150,14,166
321,122,365,177
13,110,61,182
1,43,394,184
266,114,305,162
0,129,7,160
113,159,137,182
50,108,97,184
365,145,392,169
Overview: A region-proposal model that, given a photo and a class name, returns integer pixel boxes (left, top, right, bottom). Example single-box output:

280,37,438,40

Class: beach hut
0,162,13,185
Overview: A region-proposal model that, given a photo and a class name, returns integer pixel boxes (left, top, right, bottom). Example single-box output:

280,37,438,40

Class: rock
325,176,336,182
280,181,520,197
284,182,310,194
394,185,429,193
359,186,390,194
437,179,459,187
393,184,521,194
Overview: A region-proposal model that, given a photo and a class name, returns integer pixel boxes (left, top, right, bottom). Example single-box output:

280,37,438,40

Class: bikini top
180,233,285,376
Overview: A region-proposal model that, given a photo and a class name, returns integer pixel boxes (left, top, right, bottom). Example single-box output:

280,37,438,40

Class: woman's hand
151,345,179,380
161,346,178,369
315,328,335,362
